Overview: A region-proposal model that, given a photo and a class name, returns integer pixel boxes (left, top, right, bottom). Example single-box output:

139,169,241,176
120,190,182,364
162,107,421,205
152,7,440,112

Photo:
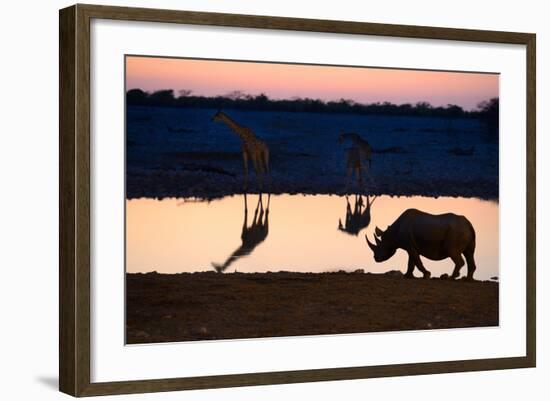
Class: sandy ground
126,271,498,344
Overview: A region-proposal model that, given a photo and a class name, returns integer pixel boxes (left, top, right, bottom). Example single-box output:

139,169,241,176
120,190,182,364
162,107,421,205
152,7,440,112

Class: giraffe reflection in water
338,194,376,236
212,193,271,273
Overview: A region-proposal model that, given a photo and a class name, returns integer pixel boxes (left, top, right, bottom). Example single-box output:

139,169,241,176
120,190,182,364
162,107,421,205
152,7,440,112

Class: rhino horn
375,235,382,246
375,226,385,237
366,235,377,252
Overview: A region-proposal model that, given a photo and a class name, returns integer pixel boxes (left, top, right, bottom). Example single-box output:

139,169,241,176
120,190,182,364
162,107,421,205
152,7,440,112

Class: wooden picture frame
59,3,536,397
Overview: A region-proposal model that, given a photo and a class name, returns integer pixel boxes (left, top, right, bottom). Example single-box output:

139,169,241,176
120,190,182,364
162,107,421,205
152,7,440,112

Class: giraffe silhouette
211,193,271,273
339,132,373,166
338,194,376,236
339,132,374,191
212,110,270,191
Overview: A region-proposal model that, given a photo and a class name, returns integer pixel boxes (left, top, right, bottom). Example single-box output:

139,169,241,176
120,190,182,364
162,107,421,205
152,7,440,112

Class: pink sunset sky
126,56,499,111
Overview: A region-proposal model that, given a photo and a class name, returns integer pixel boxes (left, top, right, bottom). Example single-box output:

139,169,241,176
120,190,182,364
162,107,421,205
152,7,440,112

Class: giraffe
343,146,375,191
212,110,270,191
211,193,270,273
339,132,374,191
339,132,373,166
338,194,376,236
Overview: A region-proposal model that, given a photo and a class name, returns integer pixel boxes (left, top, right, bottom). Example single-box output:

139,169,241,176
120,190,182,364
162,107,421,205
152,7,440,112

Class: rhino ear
375,226,384,237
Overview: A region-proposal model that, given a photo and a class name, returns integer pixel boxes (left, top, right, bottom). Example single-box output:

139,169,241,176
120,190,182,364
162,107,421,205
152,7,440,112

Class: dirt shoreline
126,170,498,200
126,271,498,344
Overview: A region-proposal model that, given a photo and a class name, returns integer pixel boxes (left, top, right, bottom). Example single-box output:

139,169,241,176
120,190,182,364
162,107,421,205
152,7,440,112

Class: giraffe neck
219,113,252,142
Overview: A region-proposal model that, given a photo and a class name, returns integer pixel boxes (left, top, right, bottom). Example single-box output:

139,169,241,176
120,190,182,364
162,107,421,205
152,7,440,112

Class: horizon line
126,87,499,112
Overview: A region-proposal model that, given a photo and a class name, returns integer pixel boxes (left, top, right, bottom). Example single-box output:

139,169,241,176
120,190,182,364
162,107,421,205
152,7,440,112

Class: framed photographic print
59,4,536,397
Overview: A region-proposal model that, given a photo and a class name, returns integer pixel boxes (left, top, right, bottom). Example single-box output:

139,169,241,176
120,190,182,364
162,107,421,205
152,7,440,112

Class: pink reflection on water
126,194,498,280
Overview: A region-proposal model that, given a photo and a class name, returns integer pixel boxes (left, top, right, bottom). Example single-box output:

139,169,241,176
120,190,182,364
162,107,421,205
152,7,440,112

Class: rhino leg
464,248,477,281
408,251,431,279
405,256,415,279
450,254,465,279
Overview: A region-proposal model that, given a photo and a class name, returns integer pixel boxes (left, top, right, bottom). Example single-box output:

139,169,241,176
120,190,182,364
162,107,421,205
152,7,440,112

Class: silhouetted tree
254,93,269,106
125,88,497,122
149,89,175,106
477,98,499,141
178,89,193,97
225,90,246,100
444,104,465,118
126,88,149,105
415,101,433,116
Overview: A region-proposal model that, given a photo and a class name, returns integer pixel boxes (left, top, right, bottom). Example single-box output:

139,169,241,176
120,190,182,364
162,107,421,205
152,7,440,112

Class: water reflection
211,193,270,272
126,194,498,280
338,194,376,236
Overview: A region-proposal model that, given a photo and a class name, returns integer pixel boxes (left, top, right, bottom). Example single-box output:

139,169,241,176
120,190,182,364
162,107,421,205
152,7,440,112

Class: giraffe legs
345,166,369,193
243,147,271,193
242,148,249,191
362,164,375,192
243,193,248,227
256,194,264,225
357,166,364,190
264,193,270,227
345,167,353,193
254,149,272,193
251,156,264,192
262,149,271,192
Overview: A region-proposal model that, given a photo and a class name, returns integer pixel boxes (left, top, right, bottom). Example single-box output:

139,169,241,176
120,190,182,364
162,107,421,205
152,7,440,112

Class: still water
126,194,498,280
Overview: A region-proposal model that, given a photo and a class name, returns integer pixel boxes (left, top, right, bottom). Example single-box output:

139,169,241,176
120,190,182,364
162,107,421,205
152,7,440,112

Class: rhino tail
464,219,477,280
465,218,476,253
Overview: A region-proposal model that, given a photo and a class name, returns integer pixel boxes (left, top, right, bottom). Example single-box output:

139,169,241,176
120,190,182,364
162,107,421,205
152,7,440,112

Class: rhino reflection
338,194,376,236
211,193,270,273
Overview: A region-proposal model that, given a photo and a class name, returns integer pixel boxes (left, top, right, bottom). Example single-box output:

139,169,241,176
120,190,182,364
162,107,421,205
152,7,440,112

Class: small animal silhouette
211,193,270,273
212,111,270,190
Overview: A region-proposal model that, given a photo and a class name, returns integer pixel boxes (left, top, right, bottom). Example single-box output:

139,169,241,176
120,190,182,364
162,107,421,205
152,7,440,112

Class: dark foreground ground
126,271,498,344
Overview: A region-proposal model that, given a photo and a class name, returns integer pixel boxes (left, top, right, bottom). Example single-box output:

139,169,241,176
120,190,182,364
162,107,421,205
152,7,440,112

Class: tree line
127,88,498,136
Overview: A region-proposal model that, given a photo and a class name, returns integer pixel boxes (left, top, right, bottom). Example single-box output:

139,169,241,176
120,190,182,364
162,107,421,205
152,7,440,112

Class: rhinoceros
365,208,477,280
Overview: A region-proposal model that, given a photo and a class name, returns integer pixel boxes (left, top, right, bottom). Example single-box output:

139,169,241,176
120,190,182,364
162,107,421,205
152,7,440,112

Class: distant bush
126,88,149,105
475,98,499,141
126,88,498,122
